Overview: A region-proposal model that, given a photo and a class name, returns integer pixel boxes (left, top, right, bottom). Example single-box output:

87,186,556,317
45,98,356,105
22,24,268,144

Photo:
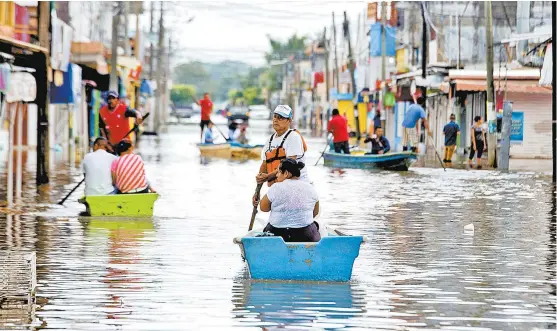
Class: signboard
510,111,524,143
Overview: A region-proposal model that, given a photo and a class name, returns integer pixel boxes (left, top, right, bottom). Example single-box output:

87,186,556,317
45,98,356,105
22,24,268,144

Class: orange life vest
99,103,131,145
264,129,307,186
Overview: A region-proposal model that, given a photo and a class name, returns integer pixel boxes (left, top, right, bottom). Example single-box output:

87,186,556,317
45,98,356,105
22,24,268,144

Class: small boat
79,193,159,217
323,151,417,171
230,142,263,159
233,228,365,282
197,143,232,157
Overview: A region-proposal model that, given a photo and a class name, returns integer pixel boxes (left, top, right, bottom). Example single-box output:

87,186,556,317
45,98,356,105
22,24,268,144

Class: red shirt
327,115,349,143
99,103,132,145
199,98,213,121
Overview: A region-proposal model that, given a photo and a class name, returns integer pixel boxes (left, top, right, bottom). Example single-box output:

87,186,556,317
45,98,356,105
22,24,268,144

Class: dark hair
375,126,383,132
474,115,481,122
416,96,425,106
93,137,107,146
450,113,456,118
279,158,305,178
332,109,340,116
116,140,132,155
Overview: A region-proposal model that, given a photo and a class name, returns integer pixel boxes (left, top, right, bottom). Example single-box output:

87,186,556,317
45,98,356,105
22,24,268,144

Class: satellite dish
410,80,416,95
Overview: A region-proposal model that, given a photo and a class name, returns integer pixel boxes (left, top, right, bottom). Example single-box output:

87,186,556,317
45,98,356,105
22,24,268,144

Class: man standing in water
401,96,431,152
253,105,308,205
194,92,213,142
443,113,460,165
99,91,143,149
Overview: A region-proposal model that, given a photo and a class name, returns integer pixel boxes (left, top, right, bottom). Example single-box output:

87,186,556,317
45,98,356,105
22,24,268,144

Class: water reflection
231,274,366,329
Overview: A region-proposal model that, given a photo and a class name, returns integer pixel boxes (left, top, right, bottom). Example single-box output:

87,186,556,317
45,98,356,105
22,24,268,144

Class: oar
427,135,446,171
314,135,333,166
57,113,150,205
57,178,85,205
248,183,264,231
212,120,230,141
107,113,150,152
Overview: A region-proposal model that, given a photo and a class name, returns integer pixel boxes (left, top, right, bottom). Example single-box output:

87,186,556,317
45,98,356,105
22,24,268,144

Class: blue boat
233,229,365,282
323,151,417,171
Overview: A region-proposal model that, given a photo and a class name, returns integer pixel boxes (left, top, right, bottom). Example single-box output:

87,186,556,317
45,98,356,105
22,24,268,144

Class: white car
249,105,271,120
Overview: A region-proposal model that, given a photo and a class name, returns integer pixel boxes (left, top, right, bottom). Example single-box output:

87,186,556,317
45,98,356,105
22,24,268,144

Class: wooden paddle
315,135,333,166
427,135,446,171
248,183,264,231
57,113,150,205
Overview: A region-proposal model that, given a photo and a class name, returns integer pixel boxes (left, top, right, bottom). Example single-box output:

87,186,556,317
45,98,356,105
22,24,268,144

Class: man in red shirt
99,90,143,150
194,92,213,141
327,109,350,154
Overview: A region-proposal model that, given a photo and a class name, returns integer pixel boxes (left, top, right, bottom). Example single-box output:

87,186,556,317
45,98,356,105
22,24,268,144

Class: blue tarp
369,23,396,57
139,79,153,96
50,64,74,104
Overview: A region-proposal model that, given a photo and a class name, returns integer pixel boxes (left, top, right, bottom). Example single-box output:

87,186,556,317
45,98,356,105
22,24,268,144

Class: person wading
253,105,308,206
401,96,431,152
259,159,320,242
327,109,350,154
99,90,143,150
468,116,486,169
443,113,460,165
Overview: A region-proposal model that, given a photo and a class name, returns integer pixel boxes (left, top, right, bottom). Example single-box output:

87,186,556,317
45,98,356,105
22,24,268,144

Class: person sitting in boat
259,159,320,242
111,140,156,194
254,105,308,194
82,137,117,196
204,121,216,144
364,127,390,155
237,124,249,145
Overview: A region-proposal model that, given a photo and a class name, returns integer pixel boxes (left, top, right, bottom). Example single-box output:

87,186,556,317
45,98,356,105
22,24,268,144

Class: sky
149,0,369,67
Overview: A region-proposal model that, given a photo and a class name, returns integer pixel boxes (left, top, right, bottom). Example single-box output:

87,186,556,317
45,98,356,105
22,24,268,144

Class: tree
171,84,197,107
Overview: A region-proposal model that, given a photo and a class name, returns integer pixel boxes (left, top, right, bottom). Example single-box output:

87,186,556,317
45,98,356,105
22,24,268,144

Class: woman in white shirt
259,159,320,242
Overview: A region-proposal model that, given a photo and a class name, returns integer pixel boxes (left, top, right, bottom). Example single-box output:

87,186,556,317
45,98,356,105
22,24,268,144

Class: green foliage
170,84,197,106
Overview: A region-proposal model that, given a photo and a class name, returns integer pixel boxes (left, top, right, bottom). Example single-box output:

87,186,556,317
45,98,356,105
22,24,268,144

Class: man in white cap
255,105,308,191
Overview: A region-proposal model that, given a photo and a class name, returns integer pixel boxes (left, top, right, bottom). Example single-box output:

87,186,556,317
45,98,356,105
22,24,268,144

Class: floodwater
0,121,555,330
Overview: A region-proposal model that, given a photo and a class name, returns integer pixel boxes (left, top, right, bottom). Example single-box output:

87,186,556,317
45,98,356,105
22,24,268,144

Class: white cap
273,105,293,119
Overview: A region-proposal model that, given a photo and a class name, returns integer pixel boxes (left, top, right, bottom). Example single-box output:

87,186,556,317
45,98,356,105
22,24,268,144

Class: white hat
273,105,293,119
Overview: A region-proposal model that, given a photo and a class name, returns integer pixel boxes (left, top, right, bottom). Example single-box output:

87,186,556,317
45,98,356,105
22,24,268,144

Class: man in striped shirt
111,140,156,194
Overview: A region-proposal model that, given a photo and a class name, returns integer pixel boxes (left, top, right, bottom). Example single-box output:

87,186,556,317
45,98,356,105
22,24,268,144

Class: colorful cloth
111,154,148,193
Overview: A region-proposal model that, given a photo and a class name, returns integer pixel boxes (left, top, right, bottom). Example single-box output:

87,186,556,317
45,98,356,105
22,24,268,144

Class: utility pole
156,1,165,131
546,1,557,184
323,27,330,105
110,1,120,91
421,2,427,80
123,1,130,56
149,2,155,79
332,12,339,89
135,2,140,58
485,0,496,167
37,1,50,186
344,11,361,140
381,1,387,130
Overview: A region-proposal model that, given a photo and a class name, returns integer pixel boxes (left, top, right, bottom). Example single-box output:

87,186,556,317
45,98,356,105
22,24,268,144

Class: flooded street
1,121,555,330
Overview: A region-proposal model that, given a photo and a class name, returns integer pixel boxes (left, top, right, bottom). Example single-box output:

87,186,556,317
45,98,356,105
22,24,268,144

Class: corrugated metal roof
450,79,551,94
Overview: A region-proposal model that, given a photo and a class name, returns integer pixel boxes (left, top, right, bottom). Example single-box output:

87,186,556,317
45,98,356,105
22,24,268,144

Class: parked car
248,105,271,120
227,106,250,123
172,106,193,119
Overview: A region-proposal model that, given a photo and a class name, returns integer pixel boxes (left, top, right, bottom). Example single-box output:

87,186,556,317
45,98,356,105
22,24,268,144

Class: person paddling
259,159,320,242
327,109,350,154
82,137,117,196
253,105,308,205
99,90,143,151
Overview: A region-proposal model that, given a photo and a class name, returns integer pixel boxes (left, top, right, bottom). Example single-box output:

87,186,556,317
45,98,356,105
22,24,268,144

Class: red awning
446,79,552,94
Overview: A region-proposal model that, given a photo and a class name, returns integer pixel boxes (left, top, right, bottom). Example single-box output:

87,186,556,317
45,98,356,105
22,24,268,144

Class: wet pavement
0,121,555,330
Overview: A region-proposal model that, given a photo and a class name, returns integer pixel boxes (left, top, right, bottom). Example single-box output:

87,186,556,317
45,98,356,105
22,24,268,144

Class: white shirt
261,130,309,182
267,179,319,228
82,149,117,196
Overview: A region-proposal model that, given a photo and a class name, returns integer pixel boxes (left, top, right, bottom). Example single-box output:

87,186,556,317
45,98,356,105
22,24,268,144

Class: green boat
79,193,159,217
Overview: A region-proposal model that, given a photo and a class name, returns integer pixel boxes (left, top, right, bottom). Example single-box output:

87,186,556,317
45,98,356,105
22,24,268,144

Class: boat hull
230,143,263,159
234,231,364,282
197,143,232,157
79,193,159,217
323,151,417,171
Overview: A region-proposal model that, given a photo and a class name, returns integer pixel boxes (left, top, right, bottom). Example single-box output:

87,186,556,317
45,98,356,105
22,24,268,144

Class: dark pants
333,141,350,154
199,120,211,129
469,141,485,160
117,187,149,194
263,222,321,242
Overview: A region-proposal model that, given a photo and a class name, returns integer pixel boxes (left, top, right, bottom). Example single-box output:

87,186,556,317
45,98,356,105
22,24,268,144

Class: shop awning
441,79,552,94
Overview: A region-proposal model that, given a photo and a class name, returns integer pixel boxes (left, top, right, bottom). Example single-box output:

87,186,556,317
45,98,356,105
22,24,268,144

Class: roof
0,35,47,54
448,68,541,80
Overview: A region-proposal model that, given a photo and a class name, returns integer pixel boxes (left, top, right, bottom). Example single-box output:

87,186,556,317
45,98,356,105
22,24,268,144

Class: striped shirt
111,154,148,193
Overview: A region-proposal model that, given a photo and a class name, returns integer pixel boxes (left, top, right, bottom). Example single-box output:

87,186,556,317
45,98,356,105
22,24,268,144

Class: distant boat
323,151,417,171
197,142,263,160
